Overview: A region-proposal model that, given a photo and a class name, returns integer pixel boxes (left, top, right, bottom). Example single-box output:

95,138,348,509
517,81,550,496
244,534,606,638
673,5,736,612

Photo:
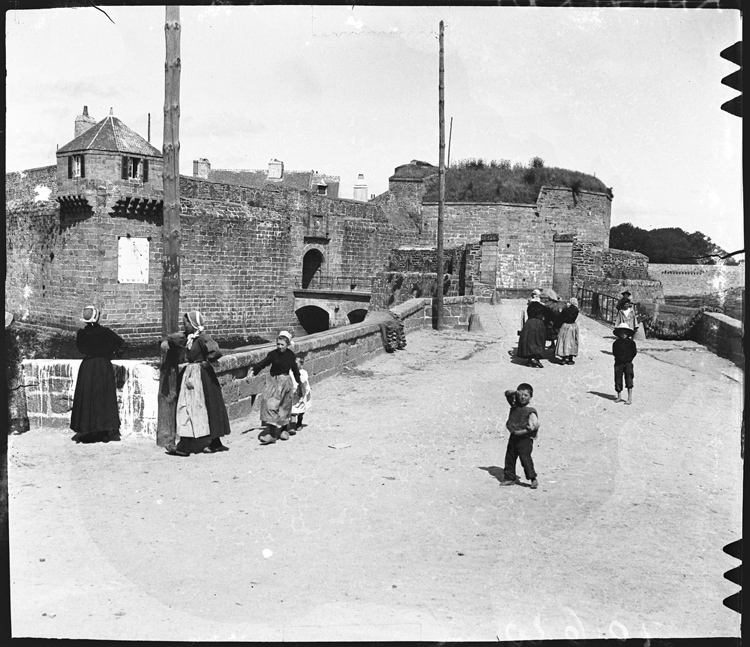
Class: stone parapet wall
20,297,476,434
572,243,651,286
692,311,744,369
370,272,460,310
648,264,745,296
6,166,58,203
22,360,159,436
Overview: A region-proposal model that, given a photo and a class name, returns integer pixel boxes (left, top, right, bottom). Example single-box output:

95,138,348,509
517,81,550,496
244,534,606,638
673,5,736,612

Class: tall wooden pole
436,21,446,330
447,116,453,169
157,6,182,448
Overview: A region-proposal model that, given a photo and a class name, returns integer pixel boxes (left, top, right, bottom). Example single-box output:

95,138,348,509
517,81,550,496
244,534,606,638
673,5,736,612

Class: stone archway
295,305,330,334
302,249,325,289
347,308,368,324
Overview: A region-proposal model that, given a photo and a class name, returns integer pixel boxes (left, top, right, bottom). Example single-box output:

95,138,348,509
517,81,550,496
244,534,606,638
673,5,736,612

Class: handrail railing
576,286,639,325
294,275,373,292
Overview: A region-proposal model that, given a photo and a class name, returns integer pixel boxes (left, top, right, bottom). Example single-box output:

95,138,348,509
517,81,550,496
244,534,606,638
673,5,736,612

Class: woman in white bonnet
555,297,580,365
70,305,127,443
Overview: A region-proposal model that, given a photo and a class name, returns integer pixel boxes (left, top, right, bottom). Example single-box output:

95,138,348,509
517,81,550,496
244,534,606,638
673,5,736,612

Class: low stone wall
19,297,476,435
370,271,460,310
22,360,159,436
692,311,744,369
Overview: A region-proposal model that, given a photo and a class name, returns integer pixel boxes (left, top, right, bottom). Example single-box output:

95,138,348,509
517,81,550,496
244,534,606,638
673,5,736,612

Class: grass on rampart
422,157,611,204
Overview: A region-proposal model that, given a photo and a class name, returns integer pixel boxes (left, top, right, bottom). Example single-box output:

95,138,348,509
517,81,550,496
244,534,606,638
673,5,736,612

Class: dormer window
67,155,85,179
122,156,149,182
317,182,327,196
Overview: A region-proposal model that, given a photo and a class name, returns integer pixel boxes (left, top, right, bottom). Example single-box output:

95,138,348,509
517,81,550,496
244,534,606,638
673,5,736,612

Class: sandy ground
8,300,743,641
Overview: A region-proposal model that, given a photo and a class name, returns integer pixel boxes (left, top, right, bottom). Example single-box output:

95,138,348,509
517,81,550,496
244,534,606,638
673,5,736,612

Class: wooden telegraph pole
436,20,446,330
157,6,182,448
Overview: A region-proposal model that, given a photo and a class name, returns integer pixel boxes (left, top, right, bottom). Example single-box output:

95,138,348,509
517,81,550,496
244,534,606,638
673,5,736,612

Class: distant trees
422,157,611,204
609,223,738,264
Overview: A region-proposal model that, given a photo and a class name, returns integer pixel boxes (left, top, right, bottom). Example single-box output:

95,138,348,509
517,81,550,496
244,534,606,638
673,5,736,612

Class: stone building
6,107,649,341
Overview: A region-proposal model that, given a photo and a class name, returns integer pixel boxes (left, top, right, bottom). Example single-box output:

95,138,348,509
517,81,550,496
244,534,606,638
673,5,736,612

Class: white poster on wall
117,236,149,284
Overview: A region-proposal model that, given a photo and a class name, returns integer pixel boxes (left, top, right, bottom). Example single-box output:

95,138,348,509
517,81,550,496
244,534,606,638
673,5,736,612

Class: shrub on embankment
422,157,611,203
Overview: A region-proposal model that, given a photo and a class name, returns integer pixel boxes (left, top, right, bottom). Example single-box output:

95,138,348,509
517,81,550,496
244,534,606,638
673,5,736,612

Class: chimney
74,105,96,139
267,159,284,180
192,158,211,179
353,173,368,202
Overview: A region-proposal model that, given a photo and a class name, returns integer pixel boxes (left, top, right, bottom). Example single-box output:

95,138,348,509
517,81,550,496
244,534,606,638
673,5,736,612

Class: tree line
609,223,740,265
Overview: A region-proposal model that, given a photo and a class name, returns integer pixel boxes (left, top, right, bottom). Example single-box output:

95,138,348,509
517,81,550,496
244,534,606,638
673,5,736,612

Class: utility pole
157,6,182,448
447,116,453,169
436,20,446,330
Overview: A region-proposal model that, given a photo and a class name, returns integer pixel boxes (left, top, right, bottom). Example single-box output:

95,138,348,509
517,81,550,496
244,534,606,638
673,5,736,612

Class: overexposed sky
5,6,743,252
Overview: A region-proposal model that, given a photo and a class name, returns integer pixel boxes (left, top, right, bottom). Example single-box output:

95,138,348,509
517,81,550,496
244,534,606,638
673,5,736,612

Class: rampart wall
6,172,420,340
648,264,745,296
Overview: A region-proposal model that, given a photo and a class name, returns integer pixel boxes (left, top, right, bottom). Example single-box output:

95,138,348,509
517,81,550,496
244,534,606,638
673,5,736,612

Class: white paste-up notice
117,236,149,284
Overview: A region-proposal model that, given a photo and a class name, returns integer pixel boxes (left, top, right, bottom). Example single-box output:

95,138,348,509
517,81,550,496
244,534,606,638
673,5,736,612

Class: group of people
70,307,311,455
517,288,580,368
502,289,641,489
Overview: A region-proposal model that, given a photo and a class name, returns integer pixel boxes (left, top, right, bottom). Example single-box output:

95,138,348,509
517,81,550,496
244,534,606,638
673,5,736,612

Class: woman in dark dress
252,331,302,445
70,306,127,443
517,294,550,368
163,311,231,456
555,297,580,365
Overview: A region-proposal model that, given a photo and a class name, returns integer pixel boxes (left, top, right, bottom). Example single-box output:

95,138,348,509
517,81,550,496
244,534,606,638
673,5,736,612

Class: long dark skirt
175,362,231,454
70,357,120,437
260,373,294,427
518,318,547,359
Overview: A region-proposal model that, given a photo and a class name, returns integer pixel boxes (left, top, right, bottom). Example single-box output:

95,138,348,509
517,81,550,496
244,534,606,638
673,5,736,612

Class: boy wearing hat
616,291,632,311
612,326,637,404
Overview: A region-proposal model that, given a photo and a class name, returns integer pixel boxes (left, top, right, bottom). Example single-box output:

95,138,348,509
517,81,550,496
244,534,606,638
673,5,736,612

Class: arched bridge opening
296,305,330,334
347,308,368,325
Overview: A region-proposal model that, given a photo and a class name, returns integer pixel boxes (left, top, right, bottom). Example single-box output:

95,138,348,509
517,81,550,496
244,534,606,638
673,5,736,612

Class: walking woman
517,291,550,368
163,311,231,456
252,331,302,444
555,297,580,365
70,306,127,443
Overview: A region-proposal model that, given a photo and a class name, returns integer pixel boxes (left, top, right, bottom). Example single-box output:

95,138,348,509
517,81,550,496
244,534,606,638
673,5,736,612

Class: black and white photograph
5,3,743,642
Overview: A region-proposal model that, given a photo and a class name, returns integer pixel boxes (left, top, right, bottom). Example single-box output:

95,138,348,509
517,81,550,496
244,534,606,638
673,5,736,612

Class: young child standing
290,355,311,432
500,383,539,489
613,326,637,404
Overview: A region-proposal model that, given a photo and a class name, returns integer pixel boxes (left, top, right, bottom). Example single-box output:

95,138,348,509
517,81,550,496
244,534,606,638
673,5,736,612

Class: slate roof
57,115,162,157
207,169,340,197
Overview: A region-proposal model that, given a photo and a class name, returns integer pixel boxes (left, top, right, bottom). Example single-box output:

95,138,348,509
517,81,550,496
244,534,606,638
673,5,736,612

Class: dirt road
8,300,743,641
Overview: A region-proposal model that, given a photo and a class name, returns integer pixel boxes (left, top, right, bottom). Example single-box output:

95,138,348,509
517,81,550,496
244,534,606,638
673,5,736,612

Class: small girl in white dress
290,356,311,432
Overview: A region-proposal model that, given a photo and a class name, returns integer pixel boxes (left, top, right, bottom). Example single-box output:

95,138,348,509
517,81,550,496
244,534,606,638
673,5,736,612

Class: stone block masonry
692,311,744,369
21,297,476,435
648,264,745,297
6,170,421,340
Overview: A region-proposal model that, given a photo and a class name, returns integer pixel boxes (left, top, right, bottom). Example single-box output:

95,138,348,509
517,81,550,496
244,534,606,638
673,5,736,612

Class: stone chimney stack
267,159,284,180
74,105,96,139
193,158,211,179
353,173,368,202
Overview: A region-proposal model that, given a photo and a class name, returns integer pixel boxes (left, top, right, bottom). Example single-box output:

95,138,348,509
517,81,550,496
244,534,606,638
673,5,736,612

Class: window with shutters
121,156,149,181
68,155,85,179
